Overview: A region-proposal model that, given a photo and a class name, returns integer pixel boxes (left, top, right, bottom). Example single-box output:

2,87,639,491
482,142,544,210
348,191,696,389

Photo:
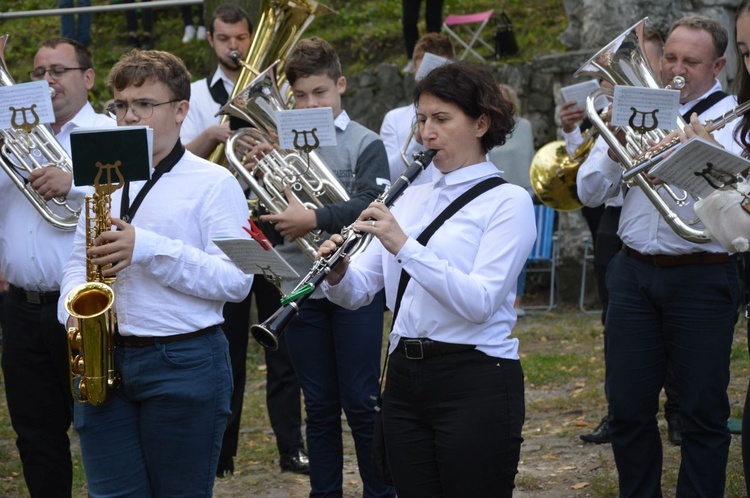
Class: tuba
63,163,123,405
207,0,335,166
0,34,79,231
223,62,350,262
574,17,713,243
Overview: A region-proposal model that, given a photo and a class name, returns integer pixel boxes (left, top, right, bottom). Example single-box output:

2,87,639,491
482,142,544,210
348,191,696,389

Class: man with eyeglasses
180,3,310,477
58,49,253,496
0,37,113,498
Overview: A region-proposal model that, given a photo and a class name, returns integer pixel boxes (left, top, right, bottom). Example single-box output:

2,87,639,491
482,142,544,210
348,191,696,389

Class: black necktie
208,76,229,106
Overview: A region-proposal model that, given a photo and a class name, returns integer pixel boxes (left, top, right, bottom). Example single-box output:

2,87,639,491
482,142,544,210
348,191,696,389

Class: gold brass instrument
574,17,718,243
0,34,79,231
64,163,124,405
251,149,438,351
207,0,335,166
223,62,351,262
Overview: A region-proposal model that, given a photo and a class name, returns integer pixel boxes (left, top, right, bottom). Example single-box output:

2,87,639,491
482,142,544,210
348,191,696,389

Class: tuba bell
207,0,335,166
222,62,350,262
0,34,79,231
574,17,713,243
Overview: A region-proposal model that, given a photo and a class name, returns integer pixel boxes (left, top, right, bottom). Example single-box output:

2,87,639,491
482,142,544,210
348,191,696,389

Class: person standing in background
401,0,444,73
180,4,310,477
1,38,114,498
488,83,534,316
122,0,154,49
181,5,206,43
58,0,91,47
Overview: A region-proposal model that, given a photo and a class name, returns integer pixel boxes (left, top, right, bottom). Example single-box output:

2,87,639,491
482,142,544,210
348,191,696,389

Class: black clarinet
251,149,437,350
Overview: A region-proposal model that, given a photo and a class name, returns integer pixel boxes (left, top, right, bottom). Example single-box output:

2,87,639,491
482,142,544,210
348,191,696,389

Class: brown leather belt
622,246,730,267
8,284,60,305
115,325,219,347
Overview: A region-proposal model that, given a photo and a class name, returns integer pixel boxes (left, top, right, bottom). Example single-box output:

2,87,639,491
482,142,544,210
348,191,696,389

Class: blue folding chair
524,205,560,313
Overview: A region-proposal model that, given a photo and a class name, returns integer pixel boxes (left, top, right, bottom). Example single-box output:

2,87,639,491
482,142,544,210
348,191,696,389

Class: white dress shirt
324,161,536,360
58,149,254,336
181,66,234,144
576,81,741,254
380,104,435,186
563,126,584,157
576,134,623,208
0,103,114,291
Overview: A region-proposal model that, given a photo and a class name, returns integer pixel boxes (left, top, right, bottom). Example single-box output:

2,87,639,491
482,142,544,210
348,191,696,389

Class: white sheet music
560,79,602,111
0,80,55,129
213,238,300,279
275,108,336,150
414,52,451,81
649,137,750,198
611,86,680,129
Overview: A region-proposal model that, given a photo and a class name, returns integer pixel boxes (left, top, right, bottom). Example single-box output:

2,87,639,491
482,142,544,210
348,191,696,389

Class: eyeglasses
106,99,181,121
29,65,87,80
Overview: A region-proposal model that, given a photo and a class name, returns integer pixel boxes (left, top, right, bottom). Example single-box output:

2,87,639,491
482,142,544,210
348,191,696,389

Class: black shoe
126,35,139,48
280,447,310,475
140,35,154,50
216,456,233,478
667,418,682,446
580,415,612,444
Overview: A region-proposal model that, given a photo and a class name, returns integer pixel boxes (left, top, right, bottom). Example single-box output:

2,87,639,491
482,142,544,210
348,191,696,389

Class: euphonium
207,0,335,166
251,149,437,351
63,163,123,405
572,17,749,243
223,62,350,261
0,34,79,231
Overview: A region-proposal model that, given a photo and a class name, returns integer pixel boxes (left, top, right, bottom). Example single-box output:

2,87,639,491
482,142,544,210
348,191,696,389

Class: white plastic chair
441,9,495,62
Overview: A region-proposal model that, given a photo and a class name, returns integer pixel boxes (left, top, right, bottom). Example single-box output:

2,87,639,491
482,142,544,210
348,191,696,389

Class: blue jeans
74,328,232,497
59,0,91,46
605,252,740,498
286,295,394,498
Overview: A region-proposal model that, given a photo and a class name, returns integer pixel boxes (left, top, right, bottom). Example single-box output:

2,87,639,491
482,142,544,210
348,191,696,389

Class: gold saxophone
63,162,124,405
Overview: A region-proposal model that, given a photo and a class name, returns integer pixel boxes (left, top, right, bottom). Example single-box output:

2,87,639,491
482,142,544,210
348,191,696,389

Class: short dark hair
667,16,728,60
413,33,455,61
38,37,93,70
108,50,191,102
414,61,515,153
285,37,342,85
208,4,253,35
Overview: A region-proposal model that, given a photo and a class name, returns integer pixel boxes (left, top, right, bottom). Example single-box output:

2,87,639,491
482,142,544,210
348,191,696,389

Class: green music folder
70,126,153,186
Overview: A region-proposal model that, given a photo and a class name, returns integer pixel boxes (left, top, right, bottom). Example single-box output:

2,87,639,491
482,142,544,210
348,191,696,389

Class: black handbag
371,177,506,486
494,11,519,58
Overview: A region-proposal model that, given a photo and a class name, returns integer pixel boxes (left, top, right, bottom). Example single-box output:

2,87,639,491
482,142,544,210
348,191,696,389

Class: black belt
115,325,219,347
8,284,60,305
396,338,476,360
622,246,731,267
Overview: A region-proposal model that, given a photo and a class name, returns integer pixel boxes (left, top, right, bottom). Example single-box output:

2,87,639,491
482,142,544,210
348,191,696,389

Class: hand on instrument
243,142,276,178
318,233,349,285
207,122,233,146
560,101,586,133
352,202,408,255
28,166,73,200
89,217,136,275
66,315,79,333
259,185,316,241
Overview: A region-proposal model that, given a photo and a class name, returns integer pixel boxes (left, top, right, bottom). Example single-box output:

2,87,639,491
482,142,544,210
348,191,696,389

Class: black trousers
383,348,524,497
1,293,72,498
219,277,305,463
401,0,444,59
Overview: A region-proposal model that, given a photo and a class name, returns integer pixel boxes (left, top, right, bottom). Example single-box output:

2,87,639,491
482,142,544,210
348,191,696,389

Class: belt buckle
26,290,41,305
403,340,424,360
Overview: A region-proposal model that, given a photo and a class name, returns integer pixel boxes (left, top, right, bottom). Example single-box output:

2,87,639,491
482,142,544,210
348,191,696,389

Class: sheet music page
611,86,680,129
649,137,750,198
0,80,55,128
414,52,450,81
275,108,336,150
560,80,601,110
213,237,300,279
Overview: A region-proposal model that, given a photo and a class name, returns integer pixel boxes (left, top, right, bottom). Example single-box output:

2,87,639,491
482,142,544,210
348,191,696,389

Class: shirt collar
334,110,350,131
437,161,500,188
58,101,99,135
210,65,233,90
679,79,724,113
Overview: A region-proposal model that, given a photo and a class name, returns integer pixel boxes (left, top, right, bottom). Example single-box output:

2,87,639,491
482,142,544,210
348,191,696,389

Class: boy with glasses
1,37,113,498
58,49,253,496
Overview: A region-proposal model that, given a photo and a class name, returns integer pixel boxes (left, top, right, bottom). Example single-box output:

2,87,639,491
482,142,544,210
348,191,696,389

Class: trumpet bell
529,140,583,212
